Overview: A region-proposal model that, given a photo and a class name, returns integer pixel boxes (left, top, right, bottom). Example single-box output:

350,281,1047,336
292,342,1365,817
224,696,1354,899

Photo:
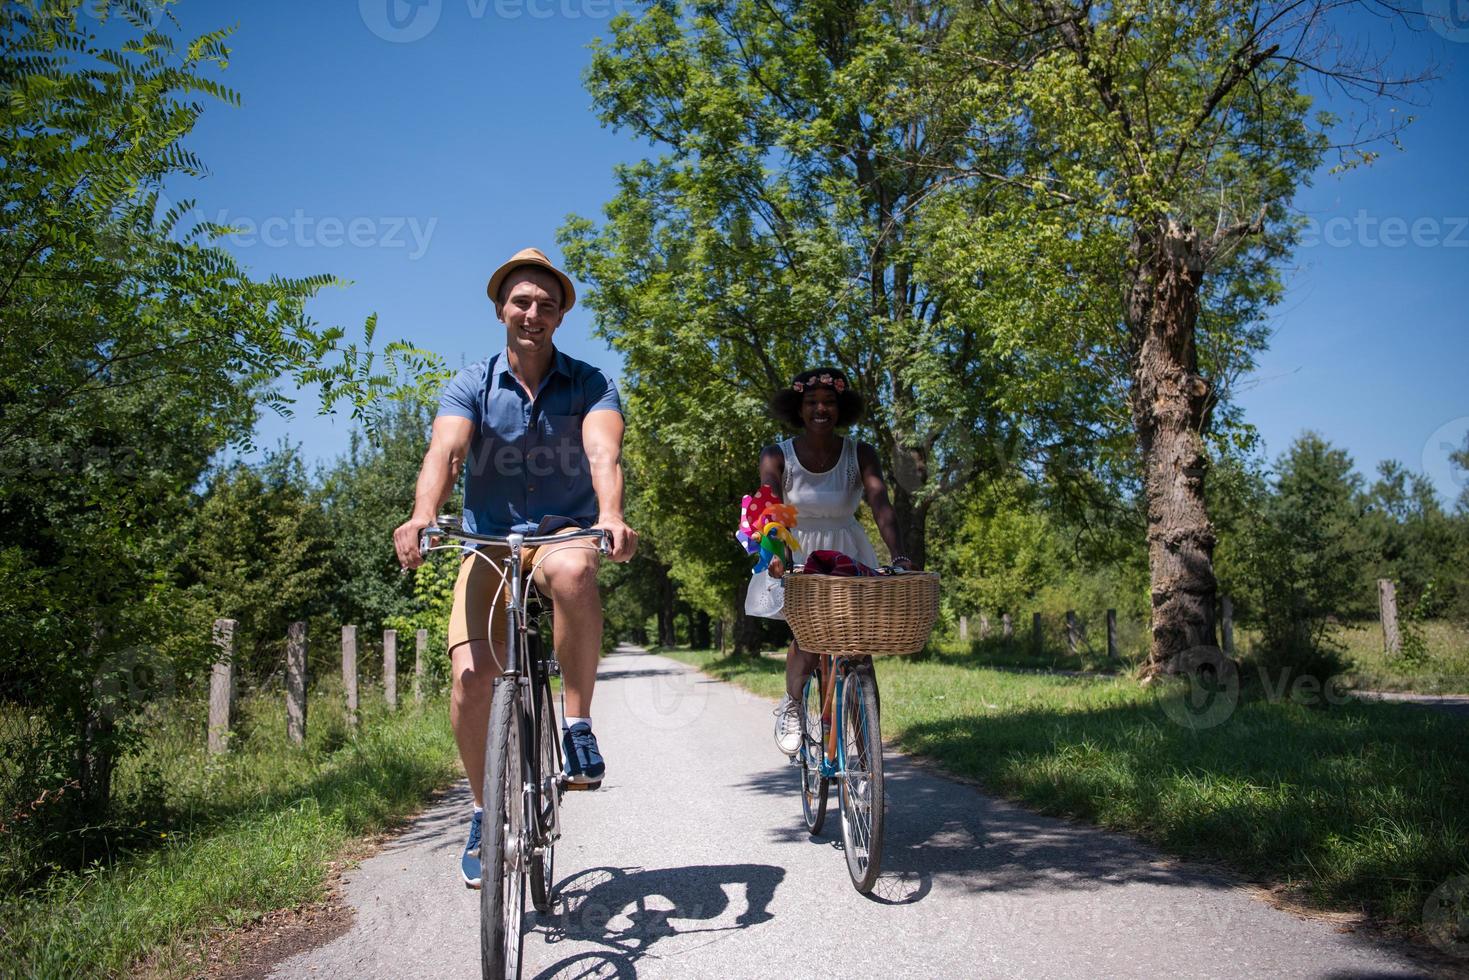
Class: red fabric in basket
801,550,878,577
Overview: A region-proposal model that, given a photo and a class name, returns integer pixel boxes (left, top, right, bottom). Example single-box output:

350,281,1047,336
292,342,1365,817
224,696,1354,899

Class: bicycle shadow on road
737,751,1239,908
529,863,785,978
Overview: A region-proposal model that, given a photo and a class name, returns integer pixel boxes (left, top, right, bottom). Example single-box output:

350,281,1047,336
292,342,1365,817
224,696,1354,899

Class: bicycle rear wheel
798,667,828,834
529,674,559,914
838,664,884,893
481,679,528,979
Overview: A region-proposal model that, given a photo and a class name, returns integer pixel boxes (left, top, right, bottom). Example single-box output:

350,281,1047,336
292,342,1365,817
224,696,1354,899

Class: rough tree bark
653,562,677,648
732,580,763,656
1128,222,1220,675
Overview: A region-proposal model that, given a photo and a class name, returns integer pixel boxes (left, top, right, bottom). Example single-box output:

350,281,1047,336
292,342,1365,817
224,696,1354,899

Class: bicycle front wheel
529,676,559,914
481,679,528,979
839,664,884,893
798,667,828,834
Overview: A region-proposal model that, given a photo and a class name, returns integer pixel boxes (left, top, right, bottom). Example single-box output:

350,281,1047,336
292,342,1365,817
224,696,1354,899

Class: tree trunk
732,580,766,656
691,610,712,649
79,696,115,811
655,564,677,648
889,483,928,569
1129,222,1220,676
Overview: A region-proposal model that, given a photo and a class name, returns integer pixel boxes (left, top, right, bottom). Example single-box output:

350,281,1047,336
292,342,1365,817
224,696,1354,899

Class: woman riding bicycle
756,367,915,757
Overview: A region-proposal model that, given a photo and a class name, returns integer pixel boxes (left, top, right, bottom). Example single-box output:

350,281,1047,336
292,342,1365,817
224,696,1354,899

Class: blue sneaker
562,722,605,788
461,809,482,888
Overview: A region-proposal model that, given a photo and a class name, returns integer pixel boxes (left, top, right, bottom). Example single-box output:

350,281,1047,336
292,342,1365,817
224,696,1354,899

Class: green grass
664,645,1469,935
1334,620,1469,693
0,681,460,978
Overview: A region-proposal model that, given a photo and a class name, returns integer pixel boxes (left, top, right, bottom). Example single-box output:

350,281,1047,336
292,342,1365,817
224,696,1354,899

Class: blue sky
143,0,1468,504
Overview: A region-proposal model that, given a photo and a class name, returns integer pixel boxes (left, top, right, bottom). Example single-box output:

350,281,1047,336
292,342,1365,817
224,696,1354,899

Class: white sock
473,805,483,815
563,716,591,730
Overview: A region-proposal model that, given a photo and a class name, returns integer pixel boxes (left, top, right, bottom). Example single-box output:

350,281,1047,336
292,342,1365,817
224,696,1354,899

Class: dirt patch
202,879,356,980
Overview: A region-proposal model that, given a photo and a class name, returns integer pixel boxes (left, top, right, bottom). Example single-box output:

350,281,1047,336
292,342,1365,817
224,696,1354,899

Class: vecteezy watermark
1157,647,1241,731
1297,211,1469,249
94,643,177,724
359,0,443,43
1423,876,1469,958
1158,652,1357,730
1424,0,1469,43
217,210,438,260
619,662,710,732
359,0,639,42
1421,417,1469,502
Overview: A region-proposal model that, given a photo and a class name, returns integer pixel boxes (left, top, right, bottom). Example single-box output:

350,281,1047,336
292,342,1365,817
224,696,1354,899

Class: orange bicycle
785,569,940,895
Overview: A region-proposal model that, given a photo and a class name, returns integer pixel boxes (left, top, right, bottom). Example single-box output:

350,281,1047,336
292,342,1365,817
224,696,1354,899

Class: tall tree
560,0,1080,580
0,0,434,815
963,0,1426,674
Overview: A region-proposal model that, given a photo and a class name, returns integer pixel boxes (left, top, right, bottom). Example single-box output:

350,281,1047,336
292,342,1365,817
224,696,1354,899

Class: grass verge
1334,620,1469,693
0,683,459,978
663,645,1469,938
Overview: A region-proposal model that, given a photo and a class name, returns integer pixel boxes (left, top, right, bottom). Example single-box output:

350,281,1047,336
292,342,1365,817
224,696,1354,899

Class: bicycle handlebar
419,516,610,559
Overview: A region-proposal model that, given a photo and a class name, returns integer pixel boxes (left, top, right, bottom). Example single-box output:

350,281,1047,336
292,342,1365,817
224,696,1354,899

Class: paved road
273,647,1441,979
1355,690,1469,719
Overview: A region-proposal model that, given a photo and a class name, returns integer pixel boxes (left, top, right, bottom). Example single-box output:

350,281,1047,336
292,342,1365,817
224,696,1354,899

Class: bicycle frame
810,653,853,781
418,518,609,811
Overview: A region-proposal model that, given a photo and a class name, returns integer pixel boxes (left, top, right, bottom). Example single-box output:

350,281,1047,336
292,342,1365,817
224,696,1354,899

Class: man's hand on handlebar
594,517,639,563
393,514,437,570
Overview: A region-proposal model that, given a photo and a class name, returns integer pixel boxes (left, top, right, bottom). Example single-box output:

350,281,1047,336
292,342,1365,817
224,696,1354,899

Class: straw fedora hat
485,247,576,312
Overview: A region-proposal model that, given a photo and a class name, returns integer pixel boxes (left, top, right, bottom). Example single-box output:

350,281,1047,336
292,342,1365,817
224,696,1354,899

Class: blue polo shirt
437,348,622,535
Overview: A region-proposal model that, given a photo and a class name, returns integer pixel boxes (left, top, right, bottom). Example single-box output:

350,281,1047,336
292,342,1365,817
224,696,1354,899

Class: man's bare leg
533,543,603,717
450,638,506,806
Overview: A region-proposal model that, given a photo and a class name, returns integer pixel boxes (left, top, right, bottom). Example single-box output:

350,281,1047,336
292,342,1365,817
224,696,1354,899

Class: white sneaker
773,695,802,757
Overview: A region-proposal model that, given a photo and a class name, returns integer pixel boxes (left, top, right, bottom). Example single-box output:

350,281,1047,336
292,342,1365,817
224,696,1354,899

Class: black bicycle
419,517,609,980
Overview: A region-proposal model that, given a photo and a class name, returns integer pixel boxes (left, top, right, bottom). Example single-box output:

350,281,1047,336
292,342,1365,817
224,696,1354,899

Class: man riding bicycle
392,247,638,888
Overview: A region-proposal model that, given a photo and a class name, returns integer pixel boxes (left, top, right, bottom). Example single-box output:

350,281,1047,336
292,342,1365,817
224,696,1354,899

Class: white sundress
780,436,880,569
745,436,878,620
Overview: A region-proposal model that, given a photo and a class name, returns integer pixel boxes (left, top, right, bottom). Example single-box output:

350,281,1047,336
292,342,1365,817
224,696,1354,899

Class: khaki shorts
446,527,587,653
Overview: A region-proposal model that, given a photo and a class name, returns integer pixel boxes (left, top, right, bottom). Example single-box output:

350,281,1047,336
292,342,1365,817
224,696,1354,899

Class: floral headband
792,373,846,393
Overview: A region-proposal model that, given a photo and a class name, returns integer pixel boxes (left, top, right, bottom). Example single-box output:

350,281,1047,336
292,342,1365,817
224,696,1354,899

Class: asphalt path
272,647,1441,979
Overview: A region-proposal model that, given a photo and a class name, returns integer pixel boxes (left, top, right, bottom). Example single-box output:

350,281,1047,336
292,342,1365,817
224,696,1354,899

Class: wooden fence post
383,629,397,709
1106,609,1119,661
1001,612,1013,645
286,621,307,746
1220,595,1235,657
979,612,991,641
959,615,969,643
342,625,358,728
1378,579,1401,657
1032,612,1043,655
1065,611,1080,656
415,628,427,704
208,618,236,755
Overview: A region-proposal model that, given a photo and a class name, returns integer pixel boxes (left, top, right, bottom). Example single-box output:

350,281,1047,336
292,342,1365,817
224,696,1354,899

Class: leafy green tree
1235,433,1370,675
316,400,439,634
1361,461,1456,614
560,0,1075,583
0,0,437,822
940,477,1066,619
946,1,1423,675
180,448,336,681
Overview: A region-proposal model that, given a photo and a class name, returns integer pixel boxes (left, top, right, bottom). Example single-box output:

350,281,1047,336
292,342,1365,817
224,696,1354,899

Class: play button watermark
1424,0,1469,42
360,0,443,43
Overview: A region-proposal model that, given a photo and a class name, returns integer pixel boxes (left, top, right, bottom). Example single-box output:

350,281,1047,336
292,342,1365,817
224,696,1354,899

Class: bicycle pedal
563,779,602,792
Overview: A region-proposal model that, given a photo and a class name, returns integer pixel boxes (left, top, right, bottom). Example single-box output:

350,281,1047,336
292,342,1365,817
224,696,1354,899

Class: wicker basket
784,572,940,655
